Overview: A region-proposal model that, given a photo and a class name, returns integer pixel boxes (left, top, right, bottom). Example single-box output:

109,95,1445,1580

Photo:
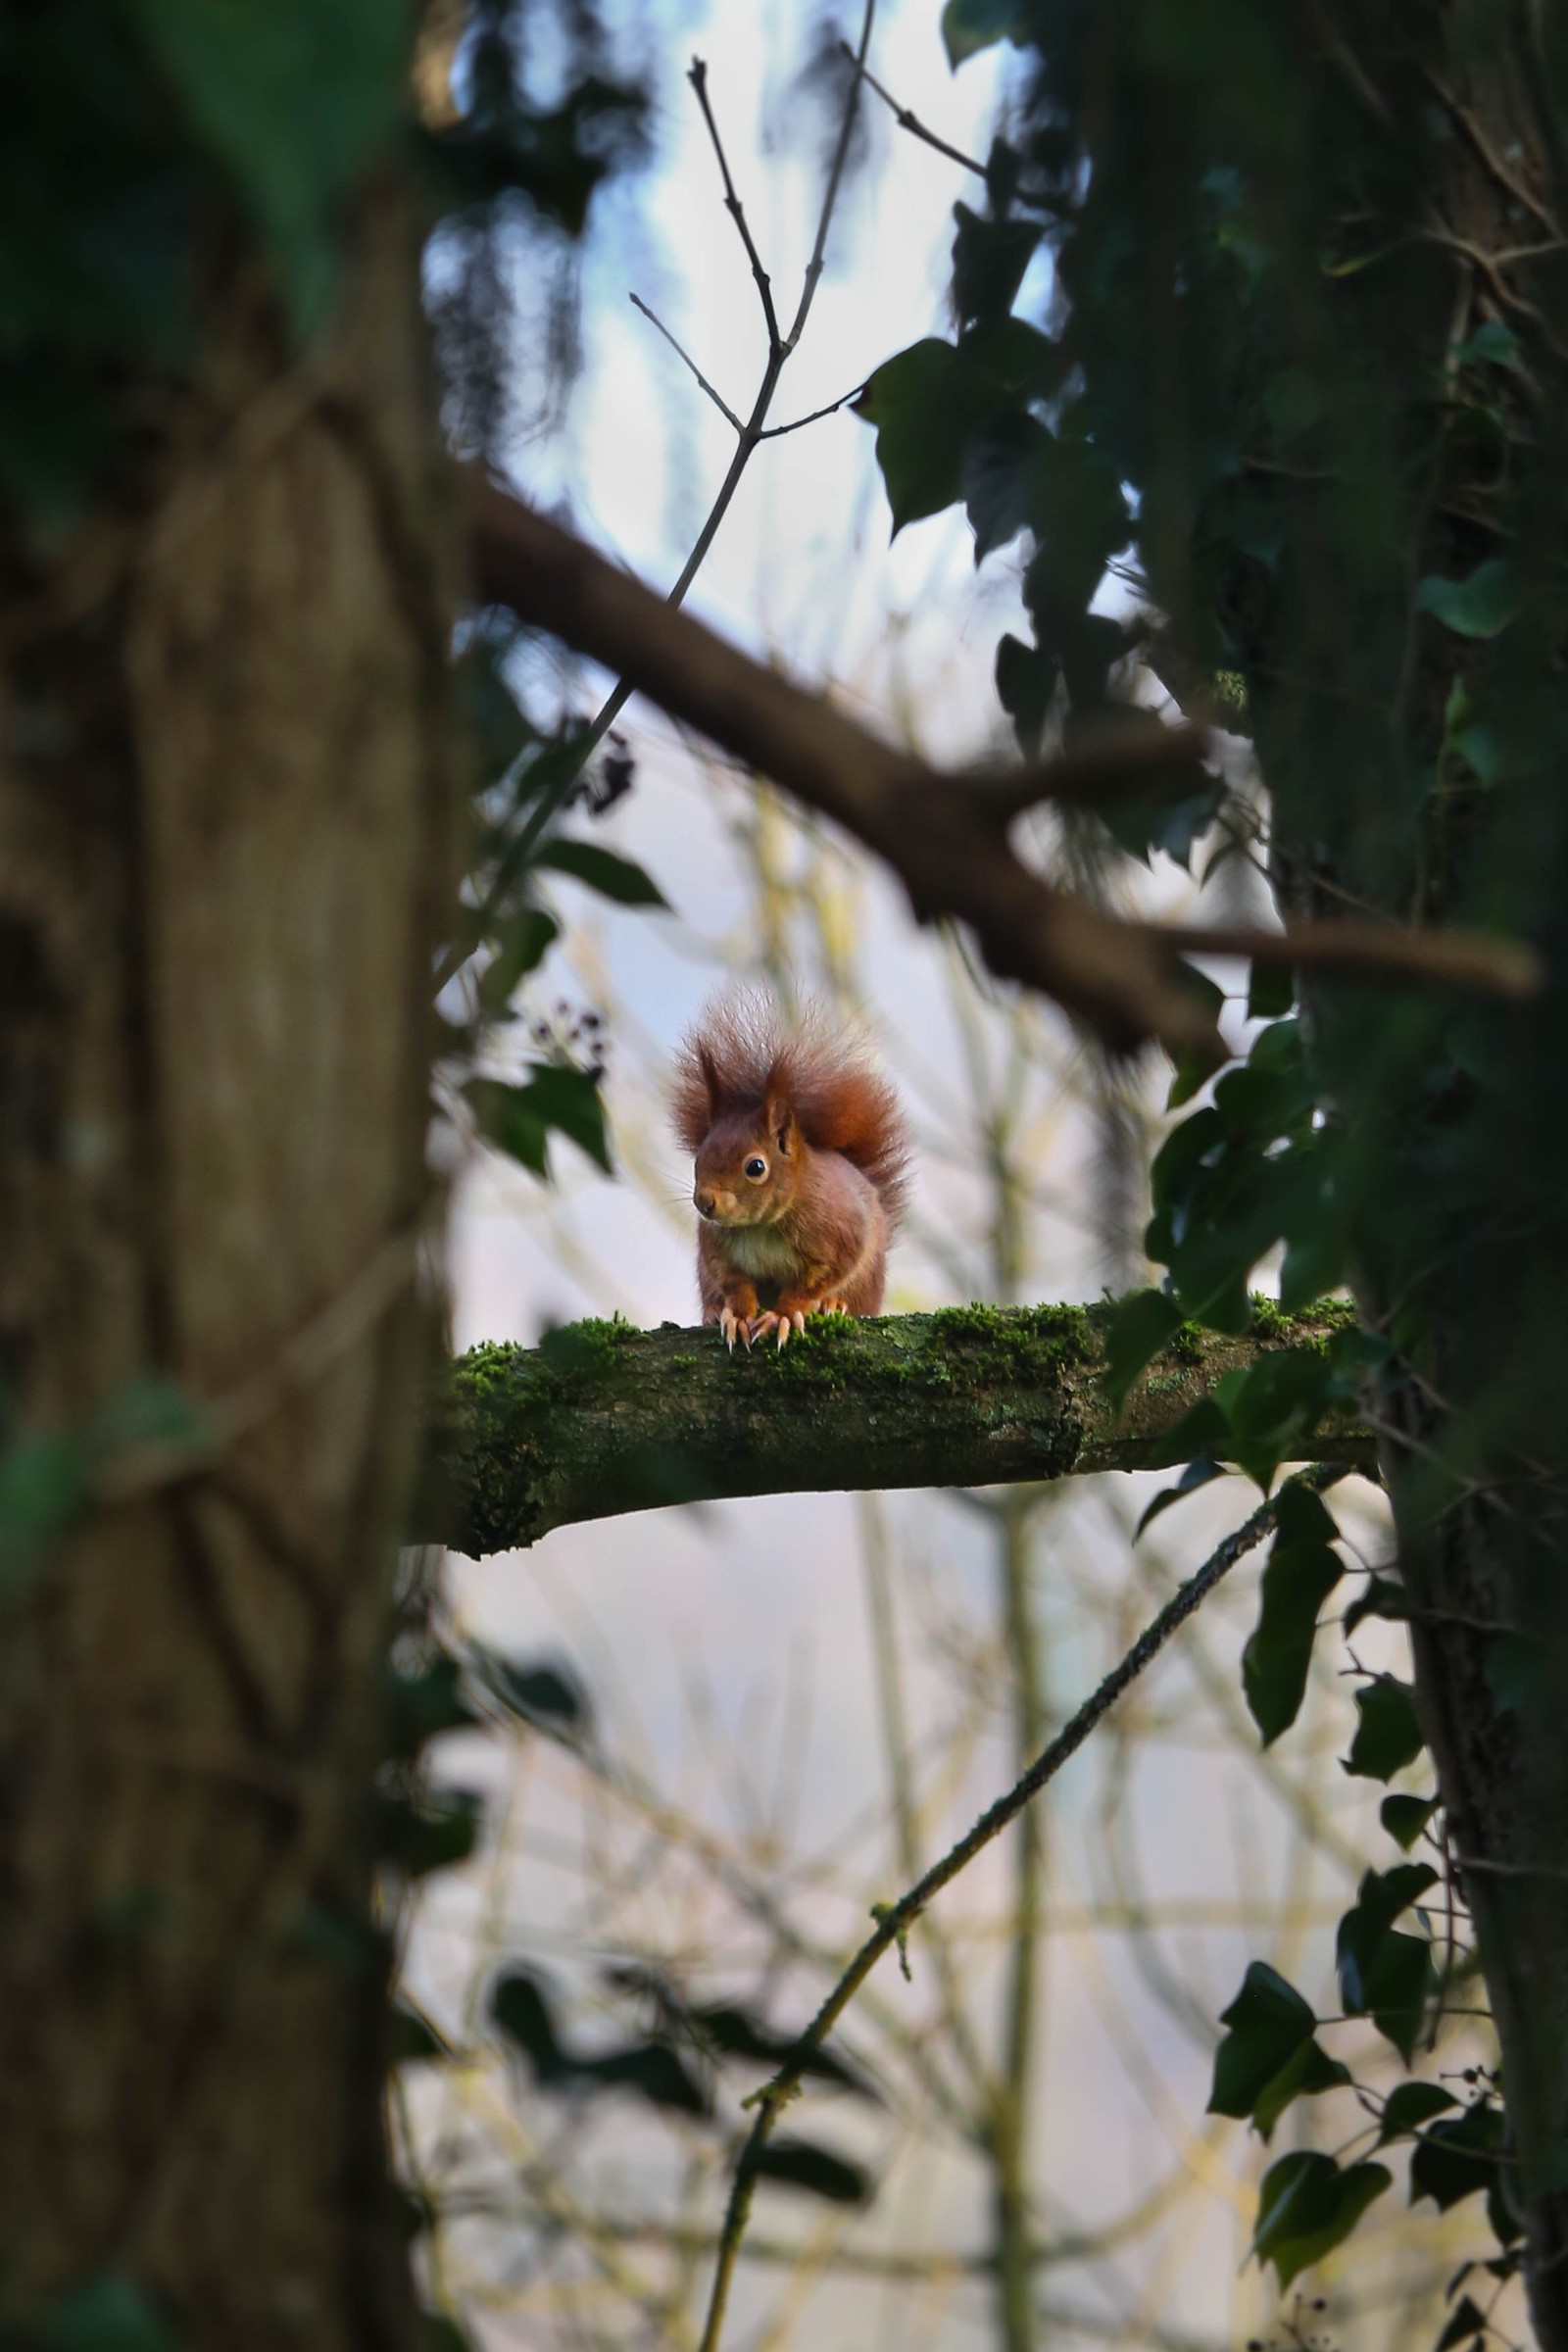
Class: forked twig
693,1469,1348,2352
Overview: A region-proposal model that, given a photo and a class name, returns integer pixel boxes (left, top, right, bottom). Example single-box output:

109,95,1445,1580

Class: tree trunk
0,189,457,2349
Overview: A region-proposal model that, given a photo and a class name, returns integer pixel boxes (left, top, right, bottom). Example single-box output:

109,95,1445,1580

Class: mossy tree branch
418,1300,1374,1555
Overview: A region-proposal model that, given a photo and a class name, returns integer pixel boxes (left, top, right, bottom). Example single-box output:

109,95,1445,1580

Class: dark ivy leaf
1251,2150,1392,2289
1241,1488,1344,1744
491,1969,566,2081
1344,1676,1425,1782
1416,559,1519,640
951,201,1041,328
1343,1573,1410,1638
940,0,1034,66
583,2039,710,2117
1135,1456,1228,1540
1337,1864,1437,2061
1208,1958,1314,2113
1409,2101,1507,2214
752,2135,871,2205
1248,958,1296,1020
477,1651,591,1738
386,1654,478,1756
465,1064,612,1179
1435,2295,1489,2352
854,339,973,535
390,1788,483,1882
1381,1792,1440,1851
995,632,1056,756
691,2002,872,2097
1377,2081,1458,2145
535,837,669,908
389,2002,450,2065
1101,1288,1185,1411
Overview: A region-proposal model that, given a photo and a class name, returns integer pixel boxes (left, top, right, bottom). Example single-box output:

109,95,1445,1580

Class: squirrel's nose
694,1186,715,1217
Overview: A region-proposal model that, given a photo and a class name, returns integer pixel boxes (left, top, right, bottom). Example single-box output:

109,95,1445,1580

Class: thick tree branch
417,1302,1374,1555
467,485,1541,1054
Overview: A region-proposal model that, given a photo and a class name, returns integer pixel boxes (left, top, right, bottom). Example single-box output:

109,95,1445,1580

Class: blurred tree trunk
0,186,456,2350
1237,26,1568,2337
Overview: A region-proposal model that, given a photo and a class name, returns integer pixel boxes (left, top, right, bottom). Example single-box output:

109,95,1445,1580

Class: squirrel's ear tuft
767,1095,797,1156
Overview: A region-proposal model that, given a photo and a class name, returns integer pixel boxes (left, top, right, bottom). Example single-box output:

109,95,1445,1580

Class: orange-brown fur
673,995,909,1348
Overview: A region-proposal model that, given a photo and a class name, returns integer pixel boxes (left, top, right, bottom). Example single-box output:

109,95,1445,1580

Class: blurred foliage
854,0,1568,2319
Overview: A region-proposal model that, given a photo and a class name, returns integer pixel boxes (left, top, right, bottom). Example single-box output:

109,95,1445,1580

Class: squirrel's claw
718,1306,743,1350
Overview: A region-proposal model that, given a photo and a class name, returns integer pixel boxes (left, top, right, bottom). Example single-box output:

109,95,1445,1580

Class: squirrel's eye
744,1155,768,1180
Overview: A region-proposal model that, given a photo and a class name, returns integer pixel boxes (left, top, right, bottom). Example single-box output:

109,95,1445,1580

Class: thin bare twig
688,55,782,354
758,387,865,439
693,1468,1348,2352
841,38,990,181
447,5,878,988
628,293,743,431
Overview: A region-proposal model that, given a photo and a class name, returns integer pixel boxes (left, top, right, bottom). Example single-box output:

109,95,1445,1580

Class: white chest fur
722,1223,803,1280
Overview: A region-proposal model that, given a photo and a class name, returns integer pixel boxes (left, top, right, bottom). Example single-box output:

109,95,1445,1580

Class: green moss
1167,1320,1205,1362
1248,1292,1356,1348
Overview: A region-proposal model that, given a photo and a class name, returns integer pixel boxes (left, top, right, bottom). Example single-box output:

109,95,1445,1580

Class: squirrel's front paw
753,1304,810,1349
716,1304,754,1350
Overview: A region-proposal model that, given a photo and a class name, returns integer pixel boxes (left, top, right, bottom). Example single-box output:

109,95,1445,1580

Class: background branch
695,1466,1348,2352
467,484,1542,1050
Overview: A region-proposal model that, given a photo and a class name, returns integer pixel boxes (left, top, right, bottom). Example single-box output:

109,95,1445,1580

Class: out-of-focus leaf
941,0,1034,66
1377,2081,1458,2144
492,1970,566,2081
752,2135,871,2205
1251,2150,1391,2288
583,2040,710,2116
854,339,972,534
1344,1676,1425,1781
1435,2296,1489,2352
951,201,1041,327
1102,1288,1185,1410
125,0,412,330
1240,1481,1343,1742
1135,1457,1228,1539
465,1064,612,1178
390,1788,483,1881
41,2275,176,2352
1381,1792,1440,1850
390,2002,450,2065
1337,1864,1437,2060
476,1650,592,1738
1416,559,1519,640
535,838,668,907
1409,2102,1507,2213
1208,1961,1348,2139
387,1653,477,1755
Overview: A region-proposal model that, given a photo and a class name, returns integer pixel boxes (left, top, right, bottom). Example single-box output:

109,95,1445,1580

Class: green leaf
1241,1487,1343,1743
1409,2102,1506,2213
1337,1865,1437,2061
1222,1345,1337,1491
125,0,413,332
535,838,669,907
1135,1457,1228,1540
1449,320,1520,368
1416,559,1519,640
582,2039,710,2116
390,2002,450,2065
1251,2150,1391,2289
1343,1573,1410,1638
1377,2081,1458,2144
940,0,1033,66
1208,1961,1315,2119
1102,1289,1184,1411
1345,1676,1425,1781
391,1788,483,1881
1248,959,1296,1020
1208,1961,1348,2137
752,2135,871,2205
1435,2295,1488,2352
1381,1792,1439,1851
476,1651,591,1736
465,1064,612,1178
41,2275,177,2352
855,340,972,534
951,202,1042,328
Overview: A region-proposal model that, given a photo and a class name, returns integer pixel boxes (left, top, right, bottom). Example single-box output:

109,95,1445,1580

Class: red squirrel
673,995,908,1349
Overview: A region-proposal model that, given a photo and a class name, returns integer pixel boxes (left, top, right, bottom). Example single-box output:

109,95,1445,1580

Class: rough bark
0,194,457,2349
417,1304,1373,1554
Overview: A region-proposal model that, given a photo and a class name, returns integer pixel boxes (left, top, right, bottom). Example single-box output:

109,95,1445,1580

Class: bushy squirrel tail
672,990,909,1229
